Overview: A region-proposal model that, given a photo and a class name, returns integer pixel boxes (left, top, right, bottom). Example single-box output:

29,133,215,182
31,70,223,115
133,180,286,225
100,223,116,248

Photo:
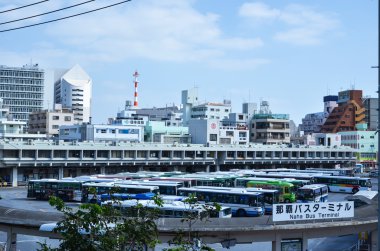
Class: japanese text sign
273,201,354,222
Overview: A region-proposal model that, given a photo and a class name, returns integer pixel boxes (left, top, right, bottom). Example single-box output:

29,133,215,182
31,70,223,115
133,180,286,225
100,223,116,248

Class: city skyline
0,0,377,125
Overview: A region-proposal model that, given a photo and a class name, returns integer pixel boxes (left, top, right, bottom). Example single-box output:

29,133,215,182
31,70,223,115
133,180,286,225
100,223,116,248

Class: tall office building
0,64,44,122
54,64,92,124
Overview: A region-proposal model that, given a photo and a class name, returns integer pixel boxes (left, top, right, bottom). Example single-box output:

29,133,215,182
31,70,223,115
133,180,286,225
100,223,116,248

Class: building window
64,116,71,121
52,116,59,120
52,125,59,129
210,134,217,141
101,129,106,133
226,131,234,136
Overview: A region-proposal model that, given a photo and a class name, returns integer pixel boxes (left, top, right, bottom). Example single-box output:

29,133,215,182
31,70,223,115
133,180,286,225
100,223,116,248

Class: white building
309,133,342,147
181,88,199,125
28,104,75,138
54,64,92,124
190,101,231,120
0,64,44,122
59,123,144,143
189,119,249,145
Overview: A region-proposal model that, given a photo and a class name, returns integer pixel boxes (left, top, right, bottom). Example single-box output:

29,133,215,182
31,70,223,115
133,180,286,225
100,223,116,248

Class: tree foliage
39,190,220,251
39,193,162,251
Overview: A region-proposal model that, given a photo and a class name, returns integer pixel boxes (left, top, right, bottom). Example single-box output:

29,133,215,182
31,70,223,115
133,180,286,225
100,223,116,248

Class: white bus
245,187,280,215
82,182,160,203
177,186,264,217
313,176,372,194
115,180,184,195
296,184,328,203
104,199,232,218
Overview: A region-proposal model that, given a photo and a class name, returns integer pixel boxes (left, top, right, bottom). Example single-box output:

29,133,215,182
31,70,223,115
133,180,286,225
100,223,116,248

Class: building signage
273,201,354,222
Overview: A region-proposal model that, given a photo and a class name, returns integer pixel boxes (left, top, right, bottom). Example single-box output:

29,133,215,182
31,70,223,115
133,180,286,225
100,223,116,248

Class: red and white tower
133,71,139,108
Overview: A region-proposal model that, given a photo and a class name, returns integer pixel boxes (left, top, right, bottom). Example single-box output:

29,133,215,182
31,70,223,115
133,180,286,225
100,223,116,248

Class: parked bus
174,174,236,187
177,186,264,217
147,177,196,188
115,180,184,195
245,178,296,203
82,182,160,203
313,176,371,194
27,179,83,202
251,172,316,183
306,168,355,177
103,199,232,218
245,187,279,214
296,184,328,203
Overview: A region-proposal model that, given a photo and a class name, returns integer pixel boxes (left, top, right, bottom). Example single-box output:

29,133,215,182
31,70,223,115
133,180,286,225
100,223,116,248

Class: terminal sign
273,201,354,222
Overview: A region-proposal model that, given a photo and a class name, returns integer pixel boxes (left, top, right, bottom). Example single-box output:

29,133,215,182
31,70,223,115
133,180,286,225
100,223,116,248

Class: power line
0,0,95,26
0,0,49,14
0,0,131,33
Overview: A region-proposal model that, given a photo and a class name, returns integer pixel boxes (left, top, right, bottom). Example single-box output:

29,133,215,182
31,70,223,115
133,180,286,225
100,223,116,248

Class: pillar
371,230,378,251
76,168,82,177
215,164,220,172
205,165,210,173
12,166,18,187
58,167,64,180
100,166,106,175
302,236,308,251
6,229,17,251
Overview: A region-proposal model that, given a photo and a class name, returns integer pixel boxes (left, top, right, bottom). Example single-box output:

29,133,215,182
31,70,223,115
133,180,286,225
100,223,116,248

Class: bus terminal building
0,140,356,187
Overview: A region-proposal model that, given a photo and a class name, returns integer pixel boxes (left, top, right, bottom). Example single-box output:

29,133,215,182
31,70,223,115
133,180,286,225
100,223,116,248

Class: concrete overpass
0,202,377,251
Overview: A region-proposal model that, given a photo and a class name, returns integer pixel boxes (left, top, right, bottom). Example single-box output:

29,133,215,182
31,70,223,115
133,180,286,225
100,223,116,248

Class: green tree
165,194,220,251
39,193,162,251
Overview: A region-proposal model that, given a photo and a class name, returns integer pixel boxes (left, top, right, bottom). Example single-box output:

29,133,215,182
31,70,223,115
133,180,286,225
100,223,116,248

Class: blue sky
0,0,378,125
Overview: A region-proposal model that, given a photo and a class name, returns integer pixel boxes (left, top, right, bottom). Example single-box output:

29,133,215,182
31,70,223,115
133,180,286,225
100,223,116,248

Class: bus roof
314,175,370,180
298,184,327,190
178,186,263,196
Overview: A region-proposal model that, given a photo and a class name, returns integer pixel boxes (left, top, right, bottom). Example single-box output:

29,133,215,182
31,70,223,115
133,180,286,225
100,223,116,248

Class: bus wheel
237,209,247,217
352,188,359,194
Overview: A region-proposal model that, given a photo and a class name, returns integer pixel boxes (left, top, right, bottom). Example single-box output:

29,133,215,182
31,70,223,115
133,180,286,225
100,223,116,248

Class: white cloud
208,58,270,70
239,2,340,45
239,2,280,20
35,0,264,65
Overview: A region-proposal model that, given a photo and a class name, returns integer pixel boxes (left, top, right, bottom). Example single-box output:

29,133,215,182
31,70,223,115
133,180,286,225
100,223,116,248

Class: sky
0,0,378,125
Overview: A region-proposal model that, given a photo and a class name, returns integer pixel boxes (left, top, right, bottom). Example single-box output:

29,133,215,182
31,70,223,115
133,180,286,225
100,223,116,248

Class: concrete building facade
363,97,378,131
189,119,249,145
144,121,190,144
339,129,378,168
54,64,92,124
28,104,75,137
59,123,144,143
321,90,366,133
0,64,44,122
250,114,290,145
